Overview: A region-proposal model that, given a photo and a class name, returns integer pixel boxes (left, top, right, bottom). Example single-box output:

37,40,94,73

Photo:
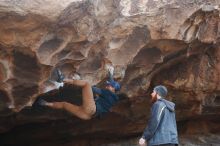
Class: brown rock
0,0,220,145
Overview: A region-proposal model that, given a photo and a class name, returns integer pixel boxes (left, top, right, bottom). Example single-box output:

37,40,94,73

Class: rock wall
0,0,220,145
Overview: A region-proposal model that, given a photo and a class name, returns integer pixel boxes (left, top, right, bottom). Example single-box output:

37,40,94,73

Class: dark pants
153,144,177,146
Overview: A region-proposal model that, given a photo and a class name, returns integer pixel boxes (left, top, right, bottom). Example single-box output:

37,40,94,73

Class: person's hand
139,137,146,145
108,65,114,76
106,64,114,76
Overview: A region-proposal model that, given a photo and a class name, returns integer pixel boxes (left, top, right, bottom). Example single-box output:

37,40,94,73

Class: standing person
37,66,120,120
139,85,178,146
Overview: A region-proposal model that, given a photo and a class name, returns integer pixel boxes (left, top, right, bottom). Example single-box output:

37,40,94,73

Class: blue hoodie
142,98,178,146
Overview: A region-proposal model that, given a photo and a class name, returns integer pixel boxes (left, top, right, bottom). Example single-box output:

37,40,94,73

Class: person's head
106,80,120,93
151,85,167,103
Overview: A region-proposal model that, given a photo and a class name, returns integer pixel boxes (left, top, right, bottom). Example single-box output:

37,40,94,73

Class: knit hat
154,85,168,97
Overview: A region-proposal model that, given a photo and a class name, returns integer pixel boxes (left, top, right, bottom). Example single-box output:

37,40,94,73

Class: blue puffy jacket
142,98,178,146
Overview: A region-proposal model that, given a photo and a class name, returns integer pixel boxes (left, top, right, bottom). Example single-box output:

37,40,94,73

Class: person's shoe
55,68,65,83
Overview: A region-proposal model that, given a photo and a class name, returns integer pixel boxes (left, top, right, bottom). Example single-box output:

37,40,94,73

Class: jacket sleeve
92,86,103,95
142,102,166,140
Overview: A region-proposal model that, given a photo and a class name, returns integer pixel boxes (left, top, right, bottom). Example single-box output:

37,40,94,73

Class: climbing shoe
55,68,65,83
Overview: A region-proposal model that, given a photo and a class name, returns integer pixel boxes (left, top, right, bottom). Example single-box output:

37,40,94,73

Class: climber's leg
43,80,96,120
47,101,93,120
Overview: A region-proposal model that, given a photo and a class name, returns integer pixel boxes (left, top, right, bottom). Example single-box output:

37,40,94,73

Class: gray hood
160,98,175,112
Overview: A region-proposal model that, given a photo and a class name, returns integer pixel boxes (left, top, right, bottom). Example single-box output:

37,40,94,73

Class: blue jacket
92,86,119,116
92,71,119,116
142,98,178,146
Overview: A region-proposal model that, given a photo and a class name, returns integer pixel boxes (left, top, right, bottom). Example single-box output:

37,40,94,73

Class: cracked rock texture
0,0,220,145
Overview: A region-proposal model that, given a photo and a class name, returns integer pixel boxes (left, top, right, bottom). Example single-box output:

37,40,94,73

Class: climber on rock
37,65,120,120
